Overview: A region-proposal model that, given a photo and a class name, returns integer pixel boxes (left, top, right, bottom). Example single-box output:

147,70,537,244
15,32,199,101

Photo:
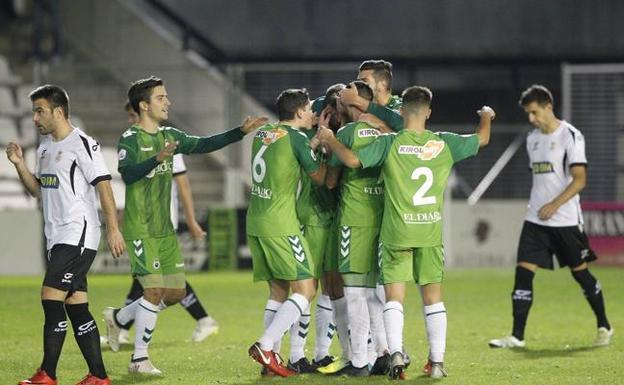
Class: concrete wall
58,0,274,205
159,0,624,60
0,209,44,275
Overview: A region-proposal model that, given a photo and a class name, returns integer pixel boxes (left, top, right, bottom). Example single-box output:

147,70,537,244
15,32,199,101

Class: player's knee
517,261,538,272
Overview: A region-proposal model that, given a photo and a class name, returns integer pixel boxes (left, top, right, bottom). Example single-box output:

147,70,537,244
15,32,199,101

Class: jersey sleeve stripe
172,170,187,177
90,174,112,186
79,135,93,160
70,160,77,194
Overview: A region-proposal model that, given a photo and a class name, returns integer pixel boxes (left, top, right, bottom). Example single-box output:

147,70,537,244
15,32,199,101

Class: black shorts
43,244,97,292
517,221,597,270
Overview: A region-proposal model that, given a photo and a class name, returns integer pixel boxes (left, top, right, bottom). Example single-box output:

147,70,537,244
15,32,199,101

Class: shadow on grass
510,345,599,359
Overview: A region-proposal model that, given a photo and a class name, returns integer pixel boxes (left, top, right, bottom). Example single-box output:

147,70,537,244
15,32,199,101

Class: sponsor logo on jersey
251,183,272,199
363,186,384,195
512,289,532,301
398,140,445,160
402,211,442,224
357,128,380,138
146,159,172,178
255,128,288,145
532,162,554,174
40,174,60,189
61,272,74,284
140,147,154,151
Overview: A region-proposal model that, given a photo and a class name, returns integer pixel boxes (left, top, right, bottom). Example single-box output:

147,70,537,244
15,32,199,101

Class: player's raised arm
176,116,269,155
317,126,361,169
6,142,41,198
476,105,496,147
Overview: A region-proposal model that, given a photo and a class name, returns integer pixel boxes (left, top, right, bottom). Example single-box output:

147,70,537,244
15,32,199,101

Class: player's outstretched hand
188,219,207,240
6,142,24,165
107,228,126,259
319,106,333,128
241,116,269,134
156,141,178,162
477,106,496,120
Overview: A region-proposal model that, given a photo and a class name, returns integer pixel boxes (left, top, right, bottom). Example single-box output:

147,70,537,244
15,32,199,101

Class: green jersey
296,128,336,226
118,124,243,239
385,95,402,111
357,129,479,247
247,123,321,236
329,122,384,228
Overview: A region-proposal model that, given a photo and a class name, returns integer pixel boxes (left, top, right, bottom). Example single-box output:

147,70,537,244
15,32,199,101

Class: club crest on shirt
255,128,288,145
398,140,445,161
55,151,63,162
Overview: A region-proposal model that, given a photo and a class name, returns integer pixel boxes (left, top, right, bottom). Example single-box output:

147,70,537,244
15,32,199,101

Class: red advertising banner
582,202,624,266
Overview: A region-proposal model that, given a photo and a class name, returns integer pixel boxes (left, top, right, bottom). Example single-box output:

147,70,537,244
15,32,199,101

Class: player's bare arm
175,173,206,240
538,164,586,220
325,165,342,190
96,181,126,258
357,113,393,134
476,106,496,147
6,142,41,198
318,127,362,169
339,82,370,112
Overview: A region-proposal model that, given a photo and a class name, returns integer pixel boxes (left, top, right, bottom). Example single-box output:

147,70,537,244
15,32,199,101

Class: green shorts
380,243,445,285
302,225,331,278
338,225,379,275
127,234,186,289
248,234,316,282
323,220,339,272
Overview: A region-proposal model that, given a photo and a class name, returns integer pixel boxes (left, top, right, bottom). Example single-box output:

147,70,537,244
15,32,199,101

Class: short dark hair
325,83,346,110
519,84,553,107
347,80,374,102
276,88,310,121
401,86,433,113
359,59,393,90
124,100,132,112
29,84,70,118
128,76,164,114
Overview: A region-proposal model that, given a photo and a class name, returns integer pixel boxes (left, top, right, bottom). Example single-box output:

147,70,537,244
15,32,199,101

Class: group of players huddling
7,58,612,384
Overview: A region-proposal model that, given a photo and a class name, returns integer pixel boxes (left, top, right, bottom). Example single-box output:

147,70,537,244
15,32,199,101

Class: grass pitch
1,268,622,384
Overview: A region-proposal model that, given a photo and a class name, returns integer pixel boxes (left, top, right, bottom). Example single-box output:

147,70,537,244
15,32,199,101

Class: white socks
133,298,159,360
383,300,404,354
263,299,282,352
314,294,334,361
289,304,311,362
331,296,351,360
344,286,370,368
116,298,140,326
367,287,388,357
424,302,447,363
259,293,309,352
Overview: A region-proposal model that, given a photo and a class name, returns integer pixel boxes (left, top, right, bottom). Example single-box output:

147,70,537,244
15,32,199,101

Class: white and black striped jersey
35,128,111,250
170,154,187,230
525,120,587,227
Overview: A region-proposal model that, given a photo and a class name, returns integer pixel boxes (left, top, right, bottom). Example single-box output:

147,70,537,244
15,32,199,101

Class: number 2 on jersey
252,145,268,183
411,167,436,206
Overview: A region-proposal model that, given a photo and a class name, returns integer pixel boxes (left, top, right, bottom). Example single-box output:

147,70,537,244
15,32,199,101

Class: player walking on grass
489,84,613,349
246,89,327,377
102,76,267,375
8,84,125,385
319,86,494,380
103,103,218,348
